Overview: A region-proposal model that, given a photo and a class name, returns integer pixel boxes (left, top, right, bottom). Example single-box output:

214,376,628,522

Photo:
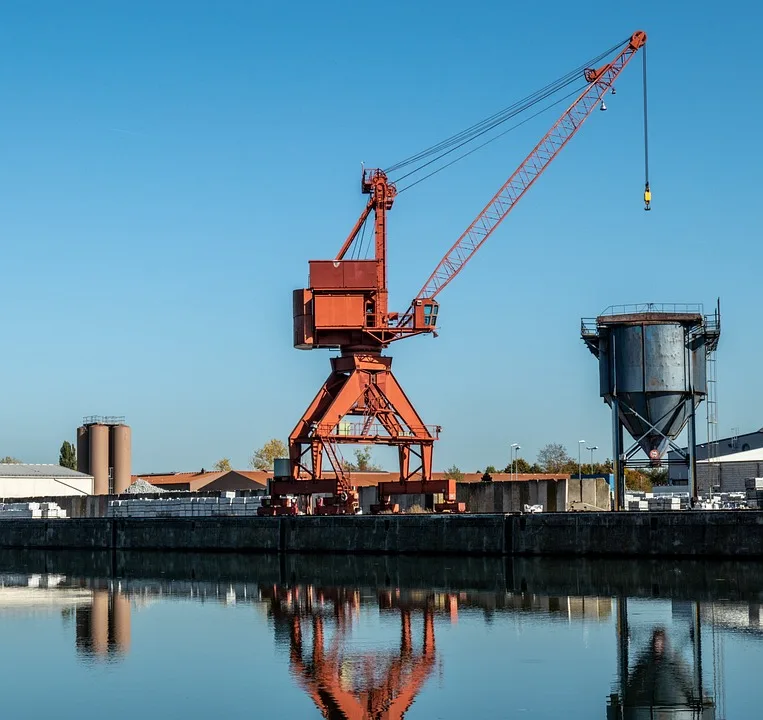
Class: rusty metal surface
597,312,703,326
378,478,456,498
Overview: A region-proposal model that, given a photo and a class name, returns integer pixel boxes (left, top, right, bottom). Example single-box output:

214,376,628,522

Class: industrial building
77,416,131,495
669,428,763,492
0,464,93,498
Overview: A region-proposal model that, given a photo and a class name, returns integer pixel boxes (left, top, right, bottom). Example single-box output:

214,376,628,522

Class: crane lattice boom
396,30,646,328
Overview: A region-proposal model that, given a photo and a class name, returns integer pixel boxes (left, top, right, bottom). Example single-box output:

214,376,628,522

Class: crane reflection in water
261,584,445,719
0,568,748,718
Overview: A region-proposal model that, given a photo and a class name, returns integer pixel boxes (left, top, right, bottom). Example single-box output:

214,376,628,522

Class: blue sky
0,1,759,473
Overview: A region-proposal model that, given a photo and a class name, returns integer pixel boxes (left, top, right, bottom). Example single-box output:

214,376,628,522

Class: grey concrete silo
77,416,132,495
76,425,89,475
581,303,721,509
88,423,111,495
111,424,132,494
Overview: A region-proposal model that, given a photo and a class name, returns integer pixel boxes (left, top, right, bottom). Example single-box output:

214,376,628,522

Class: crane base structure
260,351,465,515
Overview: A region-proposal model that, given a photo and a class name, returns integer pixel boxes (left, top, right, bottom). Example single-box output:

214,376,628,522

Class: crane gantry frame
259,30,648,516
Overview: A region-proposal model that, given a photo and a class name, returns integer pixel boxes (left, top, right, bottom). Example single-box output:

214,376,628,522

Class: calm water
0,551,762,719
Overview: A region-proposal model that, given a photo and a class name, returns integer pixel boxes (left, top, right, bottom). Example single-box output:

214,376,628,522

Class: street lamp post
510,443,520,481
587,445,598,471
514,445,521,480
578,440,586,480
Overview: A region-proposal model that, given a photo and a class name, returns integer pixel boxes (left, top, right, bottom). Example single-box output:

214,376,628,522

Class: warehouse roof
132,470,268,492
132,469,569,489
698,447,763,463
0,463,92,479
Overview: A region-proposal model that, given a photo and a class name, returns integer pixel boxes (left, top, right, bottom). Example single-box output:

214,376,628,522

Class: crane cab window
423,303,438,327
414,300,439,329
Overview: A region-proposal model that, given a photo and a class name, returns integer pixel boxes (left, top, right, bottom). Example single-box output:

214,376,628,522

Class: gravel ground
124,478,167,494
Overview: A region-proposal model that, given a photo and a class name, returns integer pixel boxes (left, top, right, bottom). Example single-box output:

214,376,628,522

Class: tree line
5,438,669,493
472,442,667,491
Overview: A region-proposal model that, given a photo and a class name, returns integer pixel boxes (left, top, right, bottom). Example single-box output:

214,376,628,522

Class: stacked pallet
647,495,686,511
624,492,648,511
623,491,688,511
745,478,763,508
107,493,264,519
0,502,68,519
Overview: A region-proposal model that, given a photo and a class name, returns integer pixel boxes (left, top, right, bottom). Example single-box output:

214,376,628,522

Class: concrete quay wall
1,511,763,558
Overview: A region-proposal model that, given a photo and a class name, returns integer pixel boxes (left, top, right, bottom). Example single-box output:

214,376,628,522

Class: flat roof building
0,464,94,498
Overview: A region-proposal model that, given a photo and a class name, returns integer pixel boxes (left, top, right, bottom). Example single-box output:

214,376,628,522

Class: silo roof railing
598,302,705,317
82,415,126,426
580,318,599,339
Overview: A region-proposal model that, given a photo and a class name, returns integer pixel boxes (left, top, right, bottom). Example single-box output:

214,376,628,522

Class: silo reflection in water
75,584,131,662
608,597,716,719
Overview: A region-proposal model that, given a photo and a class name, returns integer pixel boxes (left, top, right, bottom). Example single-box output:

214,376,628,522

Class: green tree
0,456,21,464
537,443,573,473
59,441,77,470
577,460,614,476
625,468,653,492
343,447,382,472
485,465,497,474
250,439,288,471
444,465,464,481
644,467,668,486
503,457,538,474
213,458,232,472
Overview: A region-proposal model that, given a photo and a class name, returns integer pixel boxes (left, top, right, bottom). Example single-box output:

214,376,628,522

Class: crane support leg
281,351,458,514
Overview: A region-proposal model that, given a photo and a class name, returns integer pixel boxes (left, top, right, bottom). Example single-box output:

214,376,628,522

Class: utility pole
578,440,586,481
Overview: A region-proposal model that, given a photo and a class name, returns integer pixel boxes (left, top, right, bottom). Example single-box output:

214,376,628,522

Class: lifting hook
643,181,651,211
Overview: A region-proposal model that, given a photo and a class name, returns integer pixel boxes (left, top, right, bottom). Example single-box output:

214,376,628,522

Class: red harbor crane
260,30,648,516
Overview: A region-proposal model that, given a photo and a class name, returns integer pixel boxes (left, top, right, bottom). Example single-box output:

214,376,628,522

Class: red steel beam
378,478,456,498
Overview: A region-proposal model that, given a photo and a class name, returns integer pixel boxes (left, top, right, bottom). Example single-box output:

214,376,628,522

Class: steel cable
642,44,650,184
384,37,629,178
396,83,588,193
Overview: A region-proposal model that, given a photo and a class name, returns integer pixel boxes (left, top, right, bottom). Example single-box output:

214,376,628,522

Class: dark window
423,304,438,327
